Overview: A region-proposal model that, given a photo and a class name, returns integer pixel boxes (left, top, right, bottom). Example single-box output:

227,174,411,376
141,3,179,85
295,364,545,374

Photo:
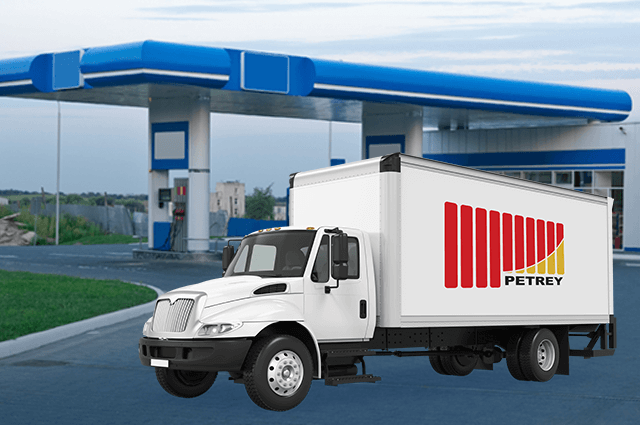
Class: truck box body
290,154,613,329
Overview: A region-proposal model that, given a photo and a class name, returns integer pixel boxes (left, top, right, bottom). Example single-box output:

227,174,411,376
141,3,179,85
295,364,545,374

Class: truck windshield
225,230,316,278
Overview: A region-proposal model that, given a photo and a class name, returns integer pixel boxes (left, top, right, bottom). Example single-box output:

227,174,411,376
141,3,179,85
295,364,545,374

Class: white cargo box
290,154,613,328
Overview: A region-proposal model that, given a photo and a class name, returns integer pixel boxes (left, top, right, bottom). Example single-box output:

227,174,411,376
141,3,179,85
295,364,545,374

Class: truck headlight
197,322,242,336
143,317,152,335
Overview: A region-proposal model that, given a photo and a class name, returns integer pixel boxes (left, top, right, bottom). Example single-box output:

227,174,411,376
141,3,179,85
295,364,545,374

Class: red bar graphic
461,205,473,288
490,210,500,288
444,202,458,289
476,208,487,288
515,215,524,271
526,217,535,269
547,221,555,255
537,219,546,262
503,213,513,272
557,223,564,244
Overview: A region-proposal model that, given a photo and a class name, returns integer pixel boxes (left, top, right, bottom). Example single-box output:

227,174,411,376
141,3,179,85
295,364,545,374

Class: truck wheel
429,355,448,375
243,335,313,411
440,354,476,376
506,331,529,381
519,328,559,382
155,368,217,398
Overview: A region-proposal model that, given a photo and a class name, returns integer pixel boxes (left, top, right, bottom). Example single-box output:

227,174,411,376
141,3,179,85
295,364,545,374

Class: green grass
0,270,157,342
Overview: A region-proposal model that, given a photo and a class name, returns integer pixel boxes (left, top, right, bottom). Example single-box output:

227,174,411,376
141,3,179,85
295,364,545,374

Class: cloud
436,62,640,75
318,49,572,65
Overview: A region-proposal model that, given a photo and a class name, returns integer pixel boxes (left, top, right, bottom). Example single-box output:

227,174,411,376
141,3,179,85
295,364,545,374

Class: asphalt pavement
1,244,639,424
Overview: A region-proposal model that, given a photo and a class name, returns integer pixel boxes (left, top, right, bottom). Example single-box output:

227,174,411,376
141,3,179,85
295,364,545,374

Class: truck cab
139,226,375,411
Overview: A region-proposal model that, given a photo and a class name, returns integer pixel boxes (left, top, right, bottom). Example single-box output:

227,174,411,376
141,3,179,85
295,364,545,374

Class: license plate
150,359,169,368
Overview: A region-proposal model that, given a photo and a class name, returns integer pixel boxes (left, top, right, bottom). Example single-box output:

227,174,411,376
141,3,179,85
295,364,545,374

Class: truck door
303,231,370,342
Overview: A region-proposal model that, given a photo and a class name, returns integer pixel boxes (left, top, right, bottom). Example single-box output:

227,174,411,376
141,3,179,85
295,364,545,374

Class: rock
21,231,35,244
0,216,35,246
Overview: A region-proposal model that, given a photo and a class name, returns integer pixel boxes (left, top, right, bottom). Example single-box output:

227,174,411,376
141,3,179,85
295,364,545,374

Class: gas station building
0,41,634,250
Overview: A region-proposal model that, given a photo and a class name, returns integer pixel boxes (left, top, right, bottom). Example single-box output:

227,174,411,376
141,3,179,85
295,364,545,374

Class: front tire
155,368,217,398
243,335,313,411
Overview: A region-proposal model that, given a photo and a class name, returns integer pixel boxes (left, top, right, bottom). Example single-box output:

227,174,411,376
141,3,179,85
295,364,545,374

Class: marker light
197,323,241,336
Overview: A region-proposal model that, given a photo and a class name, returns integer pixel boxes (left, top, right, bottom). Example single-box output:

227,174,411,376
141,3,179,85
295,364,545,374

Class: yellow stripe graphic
556,240,565,275
547,252,556,274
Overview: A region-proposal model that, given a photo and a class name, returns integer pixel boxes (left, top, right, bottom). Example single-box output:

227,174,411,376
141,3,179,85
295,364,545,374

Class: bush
0,205,13,219
15,208,104,245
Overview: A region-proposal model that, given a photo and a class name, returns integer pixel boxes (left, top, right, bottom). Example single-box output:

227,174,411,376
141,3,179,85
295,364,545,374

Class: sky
1,0,639,197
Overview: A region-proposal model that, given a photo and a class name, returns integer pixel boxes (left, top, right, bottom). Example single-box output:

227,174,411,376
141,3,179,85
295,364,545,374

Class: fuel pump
171,178,188,252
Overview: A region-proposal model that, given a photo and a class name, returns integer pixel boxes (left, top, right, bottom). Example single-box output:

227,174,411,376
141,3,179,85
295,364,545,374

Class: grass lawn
0,270,157,342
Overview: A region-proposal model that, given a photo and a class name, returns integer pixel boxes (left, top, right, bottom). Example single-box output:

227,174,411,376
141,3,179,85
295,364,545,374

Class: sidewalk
0,283,163,359
613,252,640,262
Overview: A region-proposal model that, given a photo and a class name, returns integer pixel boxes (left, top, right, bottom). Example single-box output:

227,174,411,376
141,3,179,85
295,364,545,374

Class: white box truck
139,153,616,411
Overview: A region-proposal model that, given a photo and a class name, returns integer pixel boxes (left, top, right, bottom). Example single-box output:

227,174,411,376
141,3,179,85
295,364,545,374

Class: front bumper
139,337,252,372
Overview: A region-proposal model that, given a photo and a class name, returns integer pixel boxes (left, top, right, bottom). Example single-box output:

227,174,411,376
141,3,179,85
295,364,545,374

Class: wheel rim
267,350,304,397
537,338,556,371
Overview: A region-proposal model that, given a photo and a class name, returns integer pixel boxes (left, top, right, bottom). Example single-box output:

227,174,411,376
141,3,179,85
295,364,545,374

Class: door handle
359,300,367,319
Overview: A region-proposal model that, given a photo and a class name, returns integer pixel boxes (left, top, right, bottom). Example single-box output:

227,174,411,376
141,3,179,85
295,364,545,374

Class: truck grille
152,299,195,332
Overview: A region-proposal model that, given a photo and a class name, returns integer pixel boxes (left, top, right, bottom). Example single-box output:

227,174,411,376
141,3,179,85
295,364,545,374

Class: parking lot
1,244,639,424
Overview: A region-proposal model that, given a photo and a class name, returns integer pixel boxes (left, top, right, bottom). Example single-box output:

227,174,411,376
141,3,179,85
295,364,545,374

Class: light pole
56,101,61,245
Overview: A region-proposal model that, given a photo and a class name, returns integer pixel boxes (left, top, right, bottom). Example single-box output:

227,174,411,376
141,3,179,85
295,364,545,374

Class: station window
612,171,624,187
574,171,593,188
524,172,552,184
503,171,522,178
554,171,572,185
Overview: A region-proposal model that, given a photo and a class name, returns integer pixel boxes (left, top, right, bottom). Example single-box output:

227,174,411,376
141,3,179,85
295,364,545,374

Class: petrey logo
444,202,565,289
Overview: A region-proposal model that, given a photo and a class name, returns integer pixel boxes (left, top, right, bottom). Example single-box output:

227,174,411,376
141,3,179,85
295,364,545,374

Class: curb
613,253,640,262
0,282,164,360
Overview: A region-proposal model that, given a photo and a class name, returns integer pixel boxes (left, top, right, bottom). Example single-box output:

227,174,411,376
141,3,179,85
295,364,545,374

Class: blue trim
0,40,632,122
366,135,405,159
311,59,631,121
480,166,624,171
153,222,172,251
624,247,640,252
151,121,189,170
423,149,625,168
81,41,231,77
330,158,346,166
241,52,289,94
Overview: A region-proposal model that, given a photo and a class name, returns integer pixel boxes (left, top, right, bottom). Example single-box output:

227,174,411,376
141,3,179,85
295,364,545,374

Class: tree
245,184,275,220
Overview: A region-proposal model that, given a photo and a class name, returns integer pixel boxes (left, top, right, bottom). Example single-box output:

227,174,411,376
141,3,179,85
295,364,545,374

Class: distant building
0,197,8,206
210,181,245,218
273,202,286,221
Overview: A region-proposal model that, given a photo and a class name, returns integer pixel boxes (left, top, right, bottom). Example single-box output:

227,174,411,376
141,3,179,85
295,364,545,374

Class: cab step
324,374,381,386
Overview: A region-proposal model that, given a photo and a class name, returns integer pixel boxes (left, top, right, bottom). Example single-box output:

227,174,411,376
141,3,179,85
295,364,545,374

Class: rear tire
243,335,313,411
440,353,476,376
155,368,217,398
519,328,559,382
507,331,529,381
429,354,448,375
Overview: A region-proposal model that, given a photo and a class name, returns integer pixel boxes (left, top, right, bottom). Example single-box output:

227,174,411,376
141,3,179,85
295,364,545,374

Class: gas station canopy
0,40,632,129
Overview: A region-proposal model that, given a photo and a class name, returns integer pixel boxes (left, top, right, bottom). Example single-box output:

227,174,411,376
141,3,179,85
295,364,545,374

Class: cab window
311,235,329,283
347,237,360,279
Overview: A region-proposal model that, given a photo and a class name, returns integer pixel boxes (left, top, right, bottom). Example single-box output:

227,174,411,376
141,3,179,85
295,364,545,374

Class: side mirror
331,233,349,281
222,245,235,273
